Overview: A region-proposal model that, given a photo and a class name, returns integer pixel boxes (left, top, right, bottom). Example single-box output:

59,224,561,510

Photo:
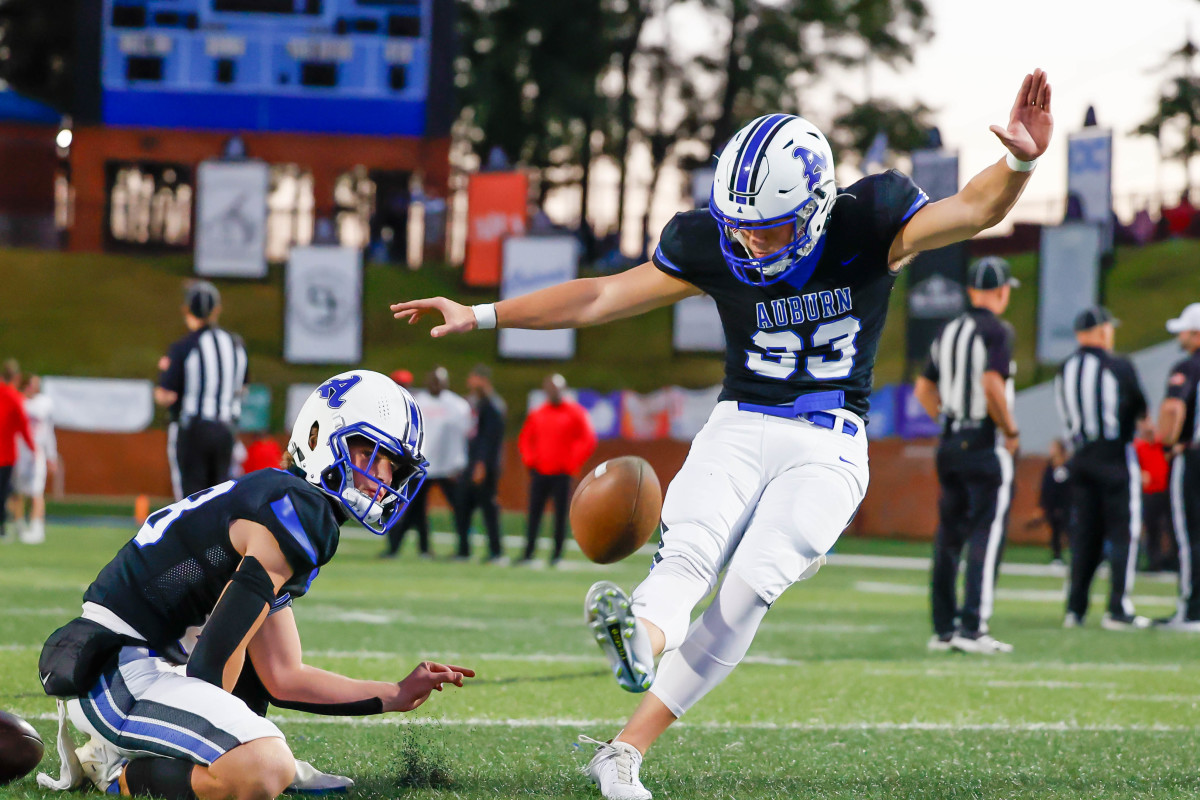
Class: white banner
673,294,725,352
1067,128,1113,250
499,236,579,359
195,160,269,278
284,246,363,364
1037,223,1103,364
42,377,154,433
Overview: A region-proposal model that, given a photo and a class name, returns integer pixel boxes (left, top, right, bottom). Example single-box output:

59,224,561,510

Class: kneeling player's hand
390,661,476,712
391,297,477,338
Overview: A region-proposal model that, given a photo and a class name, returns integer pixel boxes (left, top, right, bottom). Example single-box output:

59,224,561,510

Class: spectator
11,374,57,544
1029,438,1071,566
241,434,286,475
380,366,471,559
1161,192,1195,238
518,374,596,567
455,364,507,563
155,281,248,499
0,358,33,541
1134,417,1175,572
390,369,414,392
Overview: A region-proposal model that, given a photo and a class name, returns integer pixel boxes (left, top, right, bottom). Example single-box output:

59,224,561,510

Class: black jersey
653,170,927,419
83,467,342,651
1166,350,1200,446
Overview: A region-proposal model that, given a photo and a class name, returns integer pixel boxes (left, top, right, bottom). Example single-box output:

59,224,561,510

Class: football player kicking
392,71,1052,799
37,370,474,800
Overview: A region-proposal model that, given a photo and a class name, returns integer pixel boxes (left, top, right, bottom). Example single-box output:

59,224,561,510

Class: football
570,456,663,564
0,709,43,785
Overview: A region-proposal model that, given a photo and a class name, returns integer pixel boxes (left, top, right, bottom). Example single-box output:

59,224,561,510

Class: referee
915,256,1020,655
155,281,248,499
1156,302,1200,631
1055,306,1149,630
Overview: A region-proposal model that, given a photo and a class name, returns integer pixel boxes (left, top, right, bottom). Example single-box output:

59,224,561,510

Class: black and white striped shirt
1055,346,1146,453
923,306,1014,441
159,326,248,425
1164,350,1200,446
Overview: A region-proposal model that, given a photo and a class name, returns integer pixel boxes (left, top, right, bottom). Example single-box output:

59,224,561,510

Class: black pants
175,419,235,499
385,476,457,556
1048,512,1069,561
1141,491,1175,571
1066,447,1140,620
931,441,1012,636
524,471,571,561
455,467,503,558
0,464,12,537
1169,449,1200,621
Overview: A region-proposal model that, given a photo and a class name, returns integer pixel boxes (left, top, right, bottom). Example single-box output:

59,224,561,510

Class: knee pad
648,572,769,717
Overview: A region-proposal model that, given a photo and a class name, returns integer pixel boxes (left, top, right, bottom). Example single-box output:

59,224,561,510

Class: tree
830,97,938,168
1135,36,1200,187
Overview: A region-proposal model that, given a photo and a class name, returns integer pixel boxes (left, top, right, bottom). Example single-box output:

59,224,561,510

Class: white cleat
1100,613,1151,631
286,760,355,794
75,737,127,793
927,633,954,652
1063,612,1082,629
585,581,654,693
579,736,652,800
950,632,1013,654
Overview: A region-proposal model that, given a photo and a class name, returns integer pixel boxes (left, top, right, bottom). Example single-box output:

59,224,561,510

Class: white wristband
1005,152,1038,172
471,303,497,330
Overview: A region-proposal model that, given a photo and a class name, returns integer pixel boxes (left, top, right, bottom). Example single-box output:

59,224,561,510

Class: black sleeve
982,319,1013,377
186,556,275,687
159,339,188,392
868,170,930,264
652,212,692,277
1166,358,1199,402
1115,357,1148,420
922,335,941,382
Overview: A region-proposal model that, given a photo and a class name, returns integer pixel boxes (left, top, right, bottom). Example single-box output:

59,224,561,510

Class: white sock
649,572,769,717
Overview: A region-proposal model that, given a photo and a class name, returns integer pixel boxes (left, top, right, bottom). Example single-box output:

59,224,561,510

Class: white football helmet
709,113,837,287
288,370,427,535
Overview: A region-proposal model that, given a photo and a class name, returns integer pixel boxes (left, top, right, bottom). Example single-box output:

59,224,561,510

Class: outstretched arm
391,261,701,338
889,69,1054,266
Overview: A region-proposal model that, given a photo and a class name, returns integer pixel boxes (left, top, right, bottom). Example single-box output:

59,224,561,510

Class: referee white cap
1166,302,1200,334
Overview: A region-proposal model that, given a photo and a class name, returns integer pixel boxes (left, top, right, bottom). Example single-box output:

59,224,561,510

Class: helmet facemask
319,423,427,535
709,189,829,287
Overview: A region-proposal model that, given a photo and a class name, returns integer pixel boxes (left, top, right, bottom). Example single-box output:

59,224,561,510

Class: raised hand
390,297,479,338
989,68,1054,162
389,661,476,712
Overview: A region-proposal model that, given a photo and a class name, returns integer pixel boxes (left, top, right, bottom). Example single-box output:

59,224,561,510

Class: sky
550,0,1200,250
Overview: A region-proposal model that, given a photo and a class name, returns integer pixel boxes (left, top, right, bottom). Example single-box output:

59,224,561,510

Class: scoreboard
98,0,451,136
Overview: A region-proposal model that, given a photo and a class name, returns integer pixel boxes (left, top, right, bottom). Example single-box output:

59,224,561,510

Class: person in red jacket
1134,418,1176,572
0,358,34,541
518,373,597,566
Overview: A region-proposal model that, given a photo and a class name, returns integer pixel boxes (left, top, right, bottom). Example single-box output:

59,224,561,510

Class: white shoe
75,737,127,793
1063,612,1082,629
585,581,655,693
950,633,1013,654
579,736,652,800
1153,615,1200,632
927,634,954,652
286,760,354,794
19,521,44,544
1100,612,1151,631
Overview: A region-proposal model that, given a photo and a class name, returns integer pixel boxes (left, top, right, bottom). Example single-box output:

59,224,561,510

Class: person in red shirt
241,435,286,475
0,358,34,541
518,373,597,566
1134,417,1175,572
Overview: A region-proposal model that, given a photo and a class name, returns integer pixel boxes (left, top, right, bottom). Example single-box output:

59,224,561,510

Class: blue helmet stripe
733,113,792,195
728,115,773,197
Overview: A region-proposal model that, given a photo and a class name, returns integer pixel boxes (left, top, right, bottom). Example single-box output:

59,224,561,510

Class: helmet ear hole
308,422,319,450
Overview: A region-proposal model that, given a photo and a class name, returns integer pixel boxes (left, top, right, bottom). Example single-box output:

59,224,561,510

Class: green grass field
1,520,1198,799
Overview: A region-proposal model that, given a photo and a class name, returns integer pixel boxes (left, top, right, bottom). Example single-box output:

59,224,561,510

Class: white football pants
631,401,869,652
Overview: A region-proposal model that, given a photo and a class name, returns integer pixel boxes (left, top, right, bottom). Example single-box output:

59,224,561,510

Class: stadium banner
464,172,528,288
669,385,723,440
905,150,967,368
620,389,676,440
284,246,363,364
1067,127,1113,251
239,384,271,433
576,389,624,440
895,383,942,439
867,384,899,439
42,377,154,433
1037,222,1103,364
195,159,269,278
499,236,578,359
673,294,725,353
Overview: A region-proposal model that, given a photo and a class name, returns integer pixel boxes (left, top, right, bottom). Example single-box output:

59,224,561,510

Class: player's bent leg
196,737,296,800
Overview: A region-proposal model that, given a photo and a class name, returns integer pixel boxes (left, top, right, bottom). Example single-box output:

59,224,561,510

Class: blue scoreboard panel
99,0,450,136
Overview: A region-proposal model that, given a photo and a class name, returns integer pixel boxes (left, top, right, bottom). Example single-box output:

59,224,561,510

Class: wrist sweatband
186,556,274,687
471,303,497,329
1005,152,1037,172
